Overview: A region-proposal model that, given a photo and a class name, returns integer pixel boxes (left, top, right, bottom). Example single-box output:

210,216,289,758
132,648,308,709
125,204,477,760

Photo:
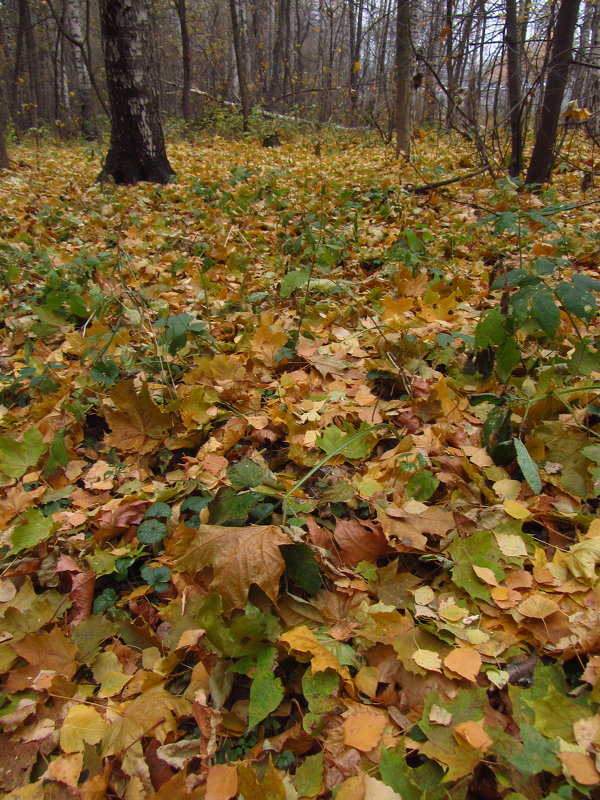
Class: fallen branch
406,165,490,194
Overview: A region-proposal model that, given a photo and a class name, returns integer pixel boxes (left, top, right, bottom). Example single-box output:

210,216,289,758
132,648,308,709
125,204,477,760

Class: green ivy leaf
0,427,48,479
144,502,172,520
140,565,171,592
514,438,542,495
137,519,167,544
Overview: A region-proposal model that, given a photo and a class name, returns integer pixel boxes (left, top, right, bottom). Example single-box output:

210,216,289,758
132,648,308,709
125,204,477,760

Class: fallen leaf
558,752,600,785
412,648,442,672
175,524,290,610
205,764,238,800
444,648,482,682
104,381,173,455
454,720,492,752
60,705,108,752
343,706,387,751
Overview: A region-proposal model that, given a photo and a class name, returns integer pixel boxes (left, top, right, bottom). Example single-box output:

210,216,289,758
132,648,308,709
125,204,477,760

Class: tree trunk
395,0,411,156
0,18,9,168
64,0,96,138
525,0,581,185
98,0,174,185
174,0,191,123
229,0,250,131
505,0,523,176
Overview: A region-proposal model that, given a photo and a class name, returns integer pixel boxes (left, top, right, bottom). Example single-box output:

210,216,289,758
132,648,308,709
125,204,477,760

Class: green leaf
280,268,309,298
406,470,439,501
514,438,542,495
475,307,507,349
496,337,520,382
282,544,322,595
207,487,258,526
227,457,264,489
137,519,167,544
582,445,600,464
140,565,171,592
572,273,600,292
557,281,596,323
532,287,560,337
294,752,323,798
247,647,284,730
493,211,518,234
490,269,531,289
144,502,172,520
316,422,373,460
0,427,48,479
90,358,119,386
68,295,88,318
508,724,560,775
43,430,69,477
380,747,423,800
11,508,55,553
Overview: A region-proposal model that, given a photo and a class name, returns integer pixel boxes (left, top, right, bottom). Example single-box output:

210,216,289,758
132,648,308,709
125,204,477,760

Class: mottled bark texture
98,0,174,184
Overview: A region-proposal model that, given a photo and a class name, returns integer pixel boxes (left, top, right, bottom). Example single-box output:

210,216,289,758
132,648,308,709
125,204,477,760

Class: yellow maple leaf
60,705,108,752
280,625,351,680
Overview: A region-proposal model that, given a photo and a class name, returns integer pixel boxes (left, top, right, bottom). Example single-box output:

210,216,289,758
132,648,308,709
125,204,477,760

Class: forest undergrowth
0,129,600,799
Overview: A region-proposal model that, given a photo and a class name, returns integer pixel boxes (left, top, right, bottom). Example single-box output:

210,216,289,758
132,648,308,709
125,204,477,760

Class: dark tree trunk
98,0,174,185
525,0,581,186
174,0,191,123
395,0,411,156
505,0,523,176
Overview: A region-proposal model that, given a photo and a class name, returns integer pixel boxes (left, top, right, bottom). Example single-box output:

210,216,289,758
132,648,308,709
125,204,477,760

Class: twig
406,165,489,194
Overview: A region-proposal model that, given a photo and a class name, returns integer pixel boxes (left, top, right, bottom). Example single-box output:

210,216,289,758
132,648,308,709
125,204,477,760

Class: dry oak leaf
343,706,387,752
6,627,78,692
101,688,191,757
443,647,482,682
280,625,351,680
104,380,173,455
175,524,290,610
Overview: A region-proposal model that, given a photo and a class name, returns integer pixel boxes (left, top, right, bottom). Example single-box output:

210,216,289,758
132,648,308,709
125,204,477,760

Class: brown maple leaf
174,524,290,610
104,381,173,455
6,627,78,692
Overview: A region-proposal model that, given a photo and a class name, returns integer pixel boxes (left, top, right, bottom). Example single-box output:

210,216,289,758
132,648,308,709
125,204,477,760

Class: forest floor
0,129,600,800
